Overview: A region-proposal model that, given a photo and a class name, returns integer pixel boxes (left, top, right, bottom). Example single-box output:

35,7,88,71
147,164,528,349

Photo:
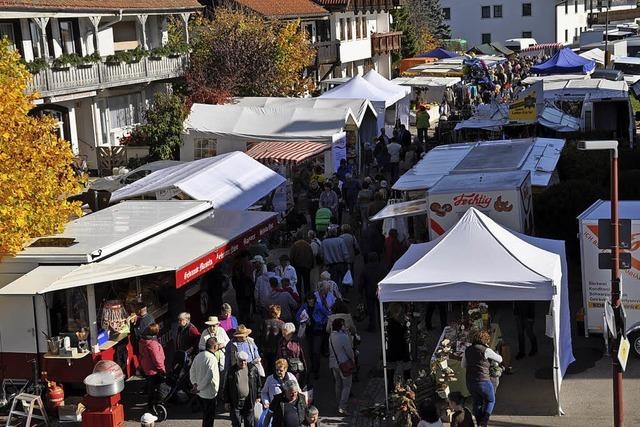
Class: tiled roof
0,0,202,12
314,0,348,5
233,0,329,18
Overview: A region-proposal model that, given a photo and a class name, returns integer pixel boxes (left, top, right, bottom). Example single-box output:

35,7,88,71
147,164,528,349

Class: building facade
0,0,202,173
440,0,637,47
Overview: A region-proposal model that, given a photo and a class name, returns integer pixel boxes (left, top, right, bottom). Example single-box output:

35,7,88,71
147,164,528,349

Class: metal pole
605,3,609,67
610,148,623,427
379,299,389,413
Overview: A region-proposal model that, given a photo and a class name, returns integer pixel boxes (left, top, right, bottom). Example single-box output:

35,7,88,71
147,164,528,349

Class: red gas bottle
42,372,65,415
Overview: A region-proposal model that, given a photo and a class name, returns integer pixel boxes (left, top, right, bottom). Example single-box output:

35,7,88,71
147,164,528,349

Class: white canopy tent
378,208,574,415
111,152,286,209
363,69,412,128
319,75,401,132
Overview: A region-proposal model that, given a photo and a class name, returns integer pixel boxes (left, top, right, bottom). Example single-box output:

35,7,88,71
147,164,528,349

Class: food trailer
426,170,534,239
0,200,278,383
578,200,640,356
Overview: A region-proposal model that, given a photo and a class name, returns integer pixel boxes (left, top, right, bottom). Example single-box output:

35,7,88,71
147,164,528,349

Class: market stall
363,69,412,128
378,208,574,415
110,151,286,209
0,201,278,384
530,48,596,75
319,75,407,132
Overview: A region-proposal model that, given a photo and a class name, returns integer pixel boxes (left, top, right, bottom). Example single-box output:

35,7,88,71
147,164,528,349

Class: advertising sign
509,81,543,122
579,219,640,334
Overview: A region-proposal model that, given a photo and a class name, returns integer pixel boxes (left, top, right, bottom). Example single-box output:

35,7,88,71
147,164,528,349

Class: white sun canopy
378,207,574,414
320,75,399,130
111,152,285,209
363,69,411,128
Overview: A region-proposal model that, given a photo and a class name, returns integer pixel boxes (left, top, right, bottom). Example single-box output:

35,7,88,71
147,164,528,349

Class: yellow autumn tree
0,38,83,256
274,20,316,96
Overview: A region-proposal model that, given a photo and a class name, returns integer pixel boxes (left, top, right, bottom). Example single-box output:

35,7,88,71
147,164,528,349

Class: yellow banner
508,91,538,121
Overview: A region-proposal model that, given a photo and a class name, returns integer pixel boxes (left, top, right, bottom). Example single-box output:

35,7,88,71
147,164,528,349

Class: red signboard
174,216,278,288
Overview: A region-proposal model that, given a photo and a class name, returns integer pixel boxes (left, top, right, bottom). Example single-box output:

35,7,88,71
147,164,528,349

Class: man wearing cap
270,379,308,427
190,337,222,427
224,351,260,427
199,316,230,354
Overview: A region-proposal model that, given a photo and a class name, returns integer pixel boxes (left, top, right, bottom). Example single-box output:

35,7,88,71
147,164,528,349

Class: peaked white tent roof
380,208,561,301
379,208,573,414
319,75,395,107
111,152,286,209
185,104,356,142
230,97,377,127
363,69,411,103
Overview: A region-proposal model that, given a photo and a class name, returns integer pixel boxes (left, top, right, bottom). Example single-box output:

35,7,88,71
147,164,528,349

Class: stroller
152,351,194,422
315,207,332,235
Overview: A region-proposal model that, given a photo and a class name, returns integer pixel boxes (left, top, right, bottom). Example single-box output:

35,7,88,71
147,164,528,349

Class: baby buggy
152,350,194,422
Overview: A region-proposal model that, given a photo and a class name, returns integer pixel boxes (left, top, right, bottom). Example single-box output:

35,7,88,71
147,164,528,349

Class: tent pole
380,299,389,413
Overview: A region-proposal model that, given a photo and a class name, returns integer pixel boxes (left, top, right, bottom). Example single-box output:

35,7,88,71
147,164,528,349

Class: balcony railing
353,0,400,13
371,31,402,55
314,41,340,65
27,55,188,98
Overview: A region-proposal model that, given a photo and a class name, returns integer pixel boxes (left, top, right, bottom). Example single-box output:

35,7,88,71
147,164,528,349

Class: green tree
120,92,189,161
392,0,450,59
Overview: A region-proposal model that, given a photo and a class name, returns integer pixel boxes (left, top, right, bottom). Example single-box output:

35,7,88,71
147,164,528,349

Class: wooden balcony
314,41,340,65
352,0,400,13
27,55,188,98
371,31,402,55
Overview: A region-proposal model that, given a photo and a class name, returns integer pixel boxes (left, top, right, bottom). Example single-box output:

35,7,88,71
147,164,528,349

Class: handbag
287,357,305,373
330,334,355,377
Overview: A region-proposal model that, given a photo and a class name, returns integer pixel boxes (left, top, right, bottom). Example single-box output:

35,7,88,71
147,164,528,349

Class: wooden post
137,14,148,50
31,17,50,59
180,12,191,45
89,16,101,54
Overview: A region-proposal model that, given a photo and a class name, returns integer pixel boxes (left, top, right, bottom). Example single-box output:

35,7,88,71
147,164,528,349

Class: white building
0,0,202,173
440,0,637,48
317,0,401,79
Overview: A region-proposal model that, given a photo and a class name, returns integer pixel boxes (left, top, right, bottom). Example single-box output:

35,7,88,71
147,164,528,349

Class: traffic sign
598,218,632,250
598,252,632,270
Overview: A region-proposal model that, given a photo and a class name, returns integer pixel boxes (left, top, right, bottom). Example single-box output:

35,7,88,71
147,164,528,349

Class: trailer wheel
153,403,168,422
630,331,640,359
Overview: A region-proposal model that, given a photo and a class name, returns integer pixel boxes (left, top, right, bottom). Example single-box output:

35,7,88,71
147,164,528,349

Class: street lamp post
578,139,623,427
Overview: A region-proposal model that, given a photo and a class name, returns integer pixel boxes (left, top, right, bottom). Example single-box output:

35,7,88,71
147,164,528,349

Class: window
522,31,532,38
565,29,568,42
112,21,139,50
108,93,142,130
493,5,503,17
58,20,76,54
356,16,362,38
361,16,367,38
565,1,568,14
0,23,17,51
443,7,451,20
482,33,492,44
574,0,578,13
194,139,217,160
346,17,352,40
481,6,491,18
575,27,578,40
29,21,42,58
339,18,345,41
522,3,532,16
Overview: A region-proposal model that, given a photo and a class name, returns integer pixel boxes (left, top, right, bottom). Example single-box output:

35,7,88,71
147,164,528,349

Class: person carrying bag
328,318,355,416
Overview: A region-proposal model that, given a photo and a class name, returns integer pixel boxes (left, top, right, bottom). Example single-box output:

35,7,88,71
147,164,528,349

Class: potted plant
149,46,168,60
52,53,82,70
127,47,148,64
105,51,129,66
167,43,188,58
79,52,101,68
25,57,49,74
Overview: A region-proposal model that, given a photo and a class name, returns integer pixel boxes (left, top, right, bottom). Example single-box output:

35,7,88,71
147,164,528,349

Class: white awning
0,210,278,295
370,199,428,221
0,264,168,295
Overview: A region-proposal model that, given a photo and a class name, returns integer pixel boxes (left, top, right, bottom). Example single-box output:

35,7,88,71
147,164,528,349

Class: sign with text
508,81,543,122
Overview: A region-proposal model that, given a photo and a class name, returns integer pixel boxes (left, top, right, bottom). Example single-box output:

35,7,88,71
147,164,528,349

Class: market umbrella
530,48,596,74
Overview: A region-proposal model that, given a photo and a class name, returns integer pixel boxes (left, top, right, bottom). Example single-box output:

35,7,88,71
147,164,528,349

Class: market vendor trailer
578,200,640,356
0,201,278,383
426,171,534,240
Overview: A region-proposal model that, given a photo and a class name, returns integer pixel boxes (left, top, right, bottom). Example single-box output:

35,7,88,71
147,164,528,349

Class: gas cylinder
46,379,65,414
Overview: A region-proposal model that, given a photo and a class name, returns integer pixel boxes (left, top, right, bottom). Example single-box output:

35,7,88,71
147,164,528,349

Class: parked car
89,160,182,193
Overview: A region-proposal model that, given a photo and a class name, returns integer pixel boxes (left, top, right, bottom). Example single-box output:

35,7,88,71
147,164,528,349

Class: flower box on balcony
168,53,181,58
149,55,163,61
51,65,70,71
106,60,123,66
77,63,94,69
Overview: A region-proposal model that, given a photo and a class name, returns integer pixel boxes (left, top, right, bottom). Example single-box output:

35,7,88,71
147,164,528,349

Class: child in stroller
152,350,195,421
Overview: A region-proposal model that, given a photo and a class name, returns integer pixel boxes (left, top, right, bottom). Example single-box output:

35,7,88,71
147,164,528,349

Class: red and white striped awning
245,141,330,165
521,43,563,53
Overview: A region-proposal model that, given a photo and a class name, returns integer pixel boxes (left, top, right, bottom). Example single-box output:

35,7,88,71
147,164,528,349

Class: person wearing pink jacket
139,323,166,407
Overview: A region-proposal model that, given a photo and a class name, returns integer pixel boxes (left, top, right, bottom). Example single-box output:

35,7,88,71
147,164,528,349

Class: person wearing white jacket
260,358,300,408
190,337,223,427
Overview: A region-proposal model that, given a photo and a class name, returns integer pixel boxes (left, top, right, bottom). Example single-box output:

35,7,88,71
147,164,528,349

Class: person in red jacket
175,312,201,357
384,228,405,270
138,323,166,407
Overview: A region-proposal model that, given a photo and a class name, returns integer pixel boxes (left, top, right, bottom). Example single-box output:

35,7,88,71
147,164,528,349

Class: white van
505,38,538,52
